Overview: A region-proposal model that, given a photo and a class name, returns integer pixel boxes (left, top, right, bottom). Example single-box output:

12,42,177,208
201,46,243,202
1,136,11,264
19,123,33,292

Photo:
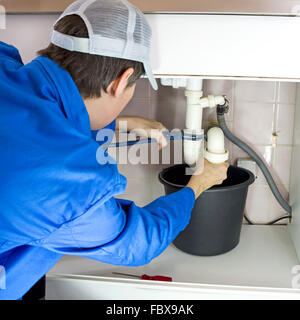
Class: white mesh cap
51,0,158,90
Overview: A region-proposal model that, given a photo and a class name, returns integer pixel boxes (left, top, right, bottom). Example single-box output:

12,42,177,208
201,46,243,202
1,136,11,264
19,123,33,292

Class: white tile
0,15,59,64
133,79,151,99
255,146,274,184
231,144,273,185
233,102,275,145
231,144,249,164
151,178,167,201
235,80,276,102
275,104,296,145
203,80,234,102
269,184,290,224
151,91,186,130
272,146,293,186
150,81,185,101
120,98,151,119
278,82,297,104
116,178,153,207
245,185,271,224
118,163,153,179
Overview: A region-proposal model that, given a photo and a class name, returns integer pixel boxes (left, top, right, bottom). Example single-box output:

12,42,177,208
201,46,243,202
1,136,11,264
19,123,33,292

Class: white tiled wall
1,14,296,224
232,81,296,223
117,79,297,224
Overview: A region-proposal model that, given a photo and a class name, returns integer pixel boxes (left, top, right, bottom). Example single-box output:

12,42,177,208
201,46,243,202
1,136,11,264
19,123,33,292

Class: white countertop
48,225,299,290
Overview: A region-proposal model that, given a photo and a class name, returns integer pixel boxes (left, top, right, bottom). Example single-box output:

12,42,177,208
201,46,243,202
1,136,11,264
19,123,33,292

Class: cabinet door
1,0,300,14
146,14,300,80
0,0,72,13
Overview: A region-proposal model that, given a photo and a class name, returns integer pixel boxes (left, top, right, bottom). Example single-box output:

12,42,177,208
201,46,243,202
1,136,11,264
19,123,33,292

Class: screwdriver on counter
112,272,172,282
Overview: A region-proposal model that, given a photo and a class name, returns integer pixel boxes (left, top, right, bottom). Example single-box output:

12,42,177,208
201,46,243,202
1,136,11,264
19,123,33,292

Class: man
0,0,228,300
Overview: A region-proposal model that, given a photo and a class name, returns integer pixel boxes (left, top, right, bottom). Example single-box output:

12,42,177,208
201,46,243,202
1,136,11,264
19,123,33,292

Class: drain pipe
160,78,226,171
183,79,205,169
216,101,292,217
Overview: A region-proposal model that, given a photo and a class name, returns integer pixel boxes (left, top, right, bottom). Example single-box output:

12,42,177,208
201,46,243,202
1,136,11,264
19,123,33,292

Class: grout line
270,82,279,205
288,83,300,194
232,80,236,135
228,79,236,165
273,82,279,133
232,142,293,147
147,81,151,101
234,99,276,104
234,99,295,106
125,177,153,181
271,82,279,168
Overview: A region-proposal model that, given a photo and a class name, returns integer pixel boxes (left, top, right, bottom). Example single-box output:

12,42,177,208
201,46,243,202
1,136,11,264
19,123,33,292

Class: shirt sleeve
37,187,195,266
0,41,23,64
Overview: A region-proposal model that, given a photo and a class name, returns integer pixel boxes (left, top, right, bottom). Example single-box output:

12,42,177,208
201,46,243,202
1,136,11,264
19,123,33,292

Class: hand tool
107,130,205,148
112,271,172,282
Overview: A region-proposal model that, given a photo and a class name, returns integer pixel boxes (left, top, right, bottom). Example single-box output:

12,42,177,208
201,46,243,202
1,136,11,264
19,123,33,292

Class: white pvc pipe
184,129,204,170
204,127,229,164
160,77,228,168
186,78,203,91
199,95,226,108
207,127,226,154
184,81,204,168
186,104,203,130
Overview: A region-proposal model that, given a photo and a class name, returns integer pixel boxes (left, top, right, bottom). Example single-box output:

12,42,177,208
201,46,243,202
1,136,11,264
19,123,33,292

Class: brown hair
37,15,145,99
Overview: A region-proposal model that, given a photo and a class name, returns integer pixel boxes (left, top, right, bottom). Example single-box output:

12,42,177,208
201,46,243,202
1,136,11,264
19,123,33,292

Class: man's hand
116,116,168,150
187,160,229,199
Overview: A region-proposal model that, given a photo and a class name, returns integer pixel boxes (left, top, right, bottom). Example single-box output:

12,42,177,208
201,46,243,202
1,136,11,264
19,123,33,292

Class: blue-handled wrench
107,130,205,148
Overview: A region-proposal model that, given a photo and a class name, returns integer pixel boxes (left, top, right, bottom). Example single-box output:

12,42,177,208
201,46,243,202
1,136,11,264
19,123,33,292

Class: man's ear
107,68,134,97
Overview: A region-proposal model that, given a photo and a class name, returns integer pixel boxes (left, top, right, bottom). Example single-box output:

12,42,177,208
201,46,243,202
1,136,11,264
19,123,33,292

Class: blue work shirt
0,41,195,300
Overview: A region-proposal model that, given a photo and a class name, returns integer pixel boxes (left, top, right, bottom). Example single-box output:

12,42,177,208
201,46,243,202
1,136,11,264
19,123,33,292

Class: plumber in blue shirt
0,0,228,300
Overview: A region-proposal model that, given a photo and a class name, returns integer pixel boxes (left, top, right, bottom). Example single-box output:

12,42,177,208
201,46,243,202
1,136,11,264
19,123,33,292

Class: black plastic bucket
159,164,255,256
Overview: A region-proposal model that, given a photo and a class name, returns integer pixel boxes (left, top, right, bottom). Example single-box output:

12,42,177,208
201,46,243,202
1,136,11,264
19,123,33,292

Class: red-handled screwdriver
112,272,172,282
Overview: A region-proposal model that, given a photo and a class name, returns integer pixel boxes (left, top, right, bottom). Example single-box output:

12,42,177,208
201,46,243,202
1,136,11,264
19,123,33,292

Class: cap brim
144,62,158,91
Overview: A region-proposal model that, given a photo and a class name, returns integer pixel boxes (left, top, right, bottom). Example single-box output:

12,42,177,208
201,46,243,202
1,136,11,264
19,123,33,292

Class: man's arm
36,160,228,266
38,187,196,266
